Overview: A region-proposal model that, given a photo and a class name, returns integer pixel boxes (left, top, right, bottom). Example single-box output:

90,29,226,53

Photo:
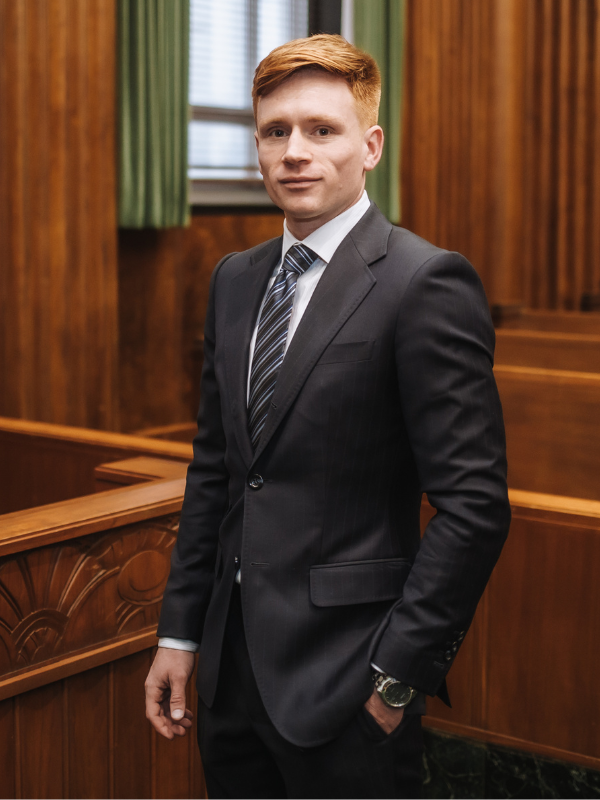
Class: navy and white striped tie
248,243,319,449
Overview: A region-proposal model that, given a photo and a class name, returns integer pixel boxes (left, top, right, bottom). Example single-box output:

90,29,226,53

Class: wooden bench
0,433,202,799
0,416,192,514
495,308,600,335
495,365,600,500
495,329,600,373
422,489,600,771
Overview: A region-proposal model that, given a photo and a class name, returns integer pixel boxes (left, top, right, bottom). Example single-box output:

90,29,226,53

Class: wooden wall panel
425,492,600,770
114,650,153,799
402,0,600,311
118,210,283,432
0,419,190,514
0,0,119,429
68,666,111,799
0,697,16,800
19,682,65,799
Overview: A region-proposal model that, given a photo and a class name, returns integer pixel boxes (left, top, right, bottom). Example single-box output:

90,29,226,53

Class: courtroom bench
422,489,600,772
0,449,204,799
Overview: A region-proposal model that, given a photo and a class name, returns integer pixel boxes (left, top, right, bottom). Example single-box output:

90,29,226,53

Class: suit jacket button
444,650,453,661
248,474,264,490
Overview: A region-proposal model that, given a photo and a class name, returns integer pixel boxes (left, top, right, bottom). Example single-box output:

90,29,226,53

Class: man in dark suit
145,34,511,799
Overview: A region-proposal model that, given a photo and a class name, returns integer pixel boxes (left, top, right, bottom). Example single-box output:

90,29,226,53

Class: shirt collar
281,191,371,265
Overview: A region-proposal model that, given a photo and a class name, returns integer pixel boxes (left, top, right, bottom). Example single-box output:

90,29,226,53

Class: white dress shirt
159,192,371,654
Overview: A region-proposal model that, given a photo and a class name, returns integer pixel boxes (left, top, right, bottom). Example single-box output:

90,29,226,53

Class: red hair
252,34,381,128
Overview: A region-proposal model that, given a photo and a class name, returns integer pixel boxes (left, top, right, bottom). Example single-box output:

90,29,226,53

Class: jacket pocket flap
310,558,411,607
318,340,374,365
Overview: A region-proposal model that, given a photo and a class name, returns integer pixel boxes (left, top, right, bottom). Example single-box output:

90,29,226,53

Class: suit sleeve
371,251,511,696
157,254,234,643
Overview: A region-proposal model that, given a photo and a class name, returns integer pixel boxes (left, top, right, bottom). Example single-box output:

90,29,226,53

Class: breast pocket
317,340,375,365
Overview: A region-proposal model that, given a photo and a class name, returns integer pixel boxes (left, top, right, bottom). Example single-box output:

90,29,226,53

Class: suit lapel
225,237,282,468
252,204,392,464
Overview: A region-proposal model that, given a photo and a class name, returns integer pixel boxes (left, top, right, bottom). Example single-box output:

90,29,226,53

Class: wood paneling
402,0,600,310
0,652,203,799
118,210,283,432
0,417,191,514
424,489,600,770
495,330,600,373
0,0,119,430
0,438,203,798
497,365,600,500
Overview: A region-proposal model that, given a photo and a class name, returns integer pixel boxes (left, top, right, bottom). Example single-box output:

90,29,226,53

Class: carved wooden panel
0,514,178,679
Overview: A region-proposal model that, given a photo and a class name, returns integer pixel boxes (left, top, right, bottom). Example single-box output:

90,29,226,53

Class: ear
363,125,384,172
254,130,263,176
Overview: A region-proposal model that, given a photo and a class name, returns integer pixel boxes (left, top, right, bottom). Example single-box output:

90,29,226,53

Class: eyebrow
258,115,343,131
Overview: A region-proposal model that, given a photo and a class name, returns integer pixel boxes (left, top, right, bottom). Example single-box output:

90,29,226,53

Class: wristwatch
373,672,417,708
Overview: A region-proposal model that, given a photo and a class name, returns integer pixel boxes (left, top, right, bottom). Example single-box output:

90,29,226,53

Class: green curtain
118,0,190,227
353,0,405,224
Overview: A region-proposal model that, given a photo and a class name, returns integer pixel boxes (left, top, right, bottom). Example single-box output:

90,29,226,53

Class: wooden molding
0,513,179,697
0,478,185,557
423,717,600,772
0,417,192,461
0,629,158,702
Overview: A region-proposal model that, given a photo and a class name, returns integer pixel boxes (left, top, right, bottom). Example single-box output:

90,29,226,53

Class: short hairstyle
252,34,381,128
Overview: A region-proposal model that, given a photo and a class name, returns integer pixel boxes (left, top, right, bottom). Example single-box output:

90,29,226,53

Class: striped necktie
248,243,319,449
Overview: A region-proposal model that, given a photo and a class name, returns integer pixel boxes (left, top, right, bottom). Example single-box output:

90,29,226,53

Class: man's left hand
363,688,405,734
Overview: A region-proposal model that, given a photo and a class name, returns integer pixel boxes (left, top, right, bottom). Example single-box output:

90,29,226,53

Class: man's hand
363,688,405,734
145,648,195,740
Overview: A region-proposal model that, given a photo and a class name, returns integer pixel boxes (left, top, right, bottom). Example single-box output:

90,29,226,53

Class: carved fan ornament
0,515,179,674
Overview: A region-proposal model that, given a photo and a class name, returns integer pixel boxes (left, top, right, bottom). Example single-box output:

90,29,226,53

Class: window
189,0,309,205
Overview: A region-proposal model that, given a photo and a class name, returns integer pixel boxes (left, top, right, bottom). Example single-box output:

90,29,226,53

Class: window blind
189,0,308,182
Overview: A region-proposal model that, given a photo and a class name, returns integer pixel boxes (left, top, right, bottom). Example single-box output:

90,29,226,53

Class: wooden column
0,0,119,429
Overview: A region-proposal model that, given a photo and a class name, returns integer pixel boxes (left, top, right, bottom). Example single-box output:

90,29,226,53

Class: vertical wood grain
113,649,152,799
18,682,64,799
402,0,600,310
118,211,284,432
0,0,118,430
0,698,16,799
67,665,110,799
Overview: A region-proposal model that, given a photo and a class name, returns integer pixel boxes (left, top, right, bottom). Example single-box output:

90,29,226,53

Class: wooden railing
423,489,600,770
0,423,203,799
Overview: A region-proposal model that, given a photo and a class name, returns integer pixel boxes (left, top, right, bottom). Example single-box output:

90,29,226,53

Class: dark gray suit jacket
157,203,511,747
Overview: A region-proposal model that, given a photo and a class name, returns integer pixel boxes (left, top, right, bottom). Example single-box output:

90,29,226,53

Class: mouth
279,177,320,189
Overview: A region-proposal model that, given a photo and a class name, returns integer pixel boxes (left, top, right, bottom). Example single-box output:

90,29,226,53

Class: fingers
145,648,196,740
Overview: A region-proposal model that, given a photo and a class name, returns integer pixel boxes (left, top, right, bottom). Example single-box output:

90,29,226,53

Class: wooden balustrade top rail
495,329,600,373
0,477,185,557
495,309,600,335
0,416,193,460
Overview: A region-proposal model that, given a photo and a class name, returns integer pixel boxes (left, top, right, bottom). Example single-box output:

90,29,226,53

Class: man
145,34,511,799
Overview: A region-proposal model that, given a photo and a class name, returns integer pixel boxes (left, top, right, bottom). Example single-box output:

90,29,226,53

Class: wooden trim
0,478,185,556
0,416,192,460
0,629,157,702
495,364,600,383
94,456,188,484
496,328,600,345
423,717,600,771
508,488,600,521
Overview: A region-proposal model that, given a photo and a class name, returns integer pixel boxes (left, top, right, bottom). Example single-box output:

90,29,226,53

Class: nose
282,128,311,165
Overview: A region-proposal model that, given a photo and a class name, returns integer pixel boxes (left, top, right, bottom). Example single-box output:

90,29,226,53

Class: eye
316,128,331,136
269,128,287,138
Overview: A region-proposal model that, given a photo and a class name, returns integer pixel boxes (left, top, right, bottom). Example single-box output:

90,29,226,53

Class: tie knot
282,243,319,276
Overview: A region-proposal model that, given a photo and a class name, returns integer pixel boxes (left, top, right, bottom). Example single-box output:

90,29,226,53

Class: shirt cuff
371,662,385,673
158,637,200,653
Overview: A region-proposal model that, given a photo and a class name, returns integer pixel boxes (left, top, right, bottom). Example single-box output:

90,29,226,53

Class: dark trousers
197,586,424,799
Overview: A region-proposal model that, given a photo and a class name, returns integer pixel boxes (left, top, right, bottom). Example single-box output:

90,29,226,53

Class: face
255,70,383,238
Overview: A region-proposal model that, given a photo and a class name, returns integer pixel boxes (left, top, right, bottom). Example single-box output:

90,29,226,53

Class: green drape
118,0,190,227
353,0,405,224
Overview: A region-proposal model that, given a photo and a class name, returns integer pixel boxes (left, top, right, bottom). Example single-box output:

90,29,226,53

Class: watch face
382,681,413,708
